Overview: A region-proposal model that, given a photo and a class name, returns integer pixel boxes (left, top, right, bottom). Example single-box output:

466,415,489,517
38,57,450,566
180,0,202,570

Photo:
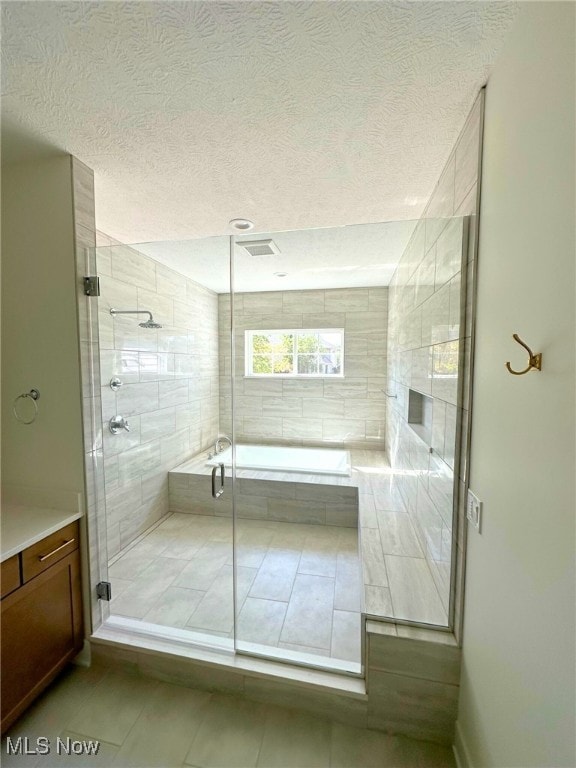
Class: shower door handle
211,462,225,499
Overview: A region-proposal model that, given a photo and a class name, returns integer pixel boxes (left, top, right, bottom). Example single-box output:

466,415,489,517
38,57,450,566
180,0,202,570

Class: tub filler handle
211,462,225,499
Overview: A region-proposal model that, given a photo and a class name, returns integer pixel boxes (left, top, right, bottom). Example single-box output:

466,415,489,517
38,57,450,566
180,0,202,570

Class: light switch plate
467,489,482,533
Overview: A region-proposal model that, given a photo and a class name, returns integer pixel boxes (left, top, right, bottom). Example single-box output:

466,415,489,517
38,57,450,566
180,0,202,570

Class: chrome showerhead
110,308,162,329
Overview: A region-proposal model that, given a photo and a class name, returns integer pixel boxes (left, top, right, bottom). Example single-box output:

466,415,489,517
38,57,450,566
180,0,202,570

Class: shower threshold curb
91,622,367,700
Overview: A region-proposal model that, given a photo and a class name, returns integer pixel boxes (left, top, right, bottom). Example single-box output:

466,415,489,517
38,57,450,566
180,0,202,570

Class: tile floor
2,662,456,768
109,513,363,666
168,448,449,624
106,448,447,672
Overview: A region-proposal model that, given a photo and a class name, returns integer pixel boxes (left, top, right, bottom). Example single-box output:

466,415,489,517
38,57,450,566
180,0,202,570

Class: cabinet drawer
1,556,21,599
22,522,79,583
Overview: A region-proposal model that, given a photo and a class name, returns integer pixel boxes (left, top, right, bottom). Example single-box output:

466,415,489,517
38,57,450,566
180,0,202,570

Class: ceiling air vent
237,239,280,257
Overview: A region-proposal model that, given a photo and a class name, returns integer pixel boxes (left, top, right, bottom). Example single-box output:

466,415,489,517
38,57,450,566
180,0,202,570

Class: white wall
457,4,575,767
1,155,85,497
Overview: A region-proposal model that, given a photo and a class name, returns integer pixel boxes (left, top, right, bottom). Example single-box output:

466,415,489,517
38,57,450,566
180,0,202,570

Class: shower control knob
109,415,130,434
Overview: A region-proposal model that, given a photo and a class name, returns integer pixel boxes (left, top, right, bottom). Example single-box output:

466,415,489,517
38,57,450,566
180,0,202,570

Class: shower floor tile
107,447,449,663
109,513,362,667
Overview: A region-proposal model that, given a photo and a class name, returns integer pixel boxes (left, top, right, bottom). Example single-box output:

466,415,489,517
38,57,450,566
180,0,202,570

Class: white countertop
1,505,83,562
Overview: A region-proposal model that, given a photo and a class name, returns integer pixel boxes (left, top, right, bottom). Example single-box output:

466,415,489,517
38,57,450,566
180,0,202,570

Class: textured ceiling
129,218,417,293
1,1,517,243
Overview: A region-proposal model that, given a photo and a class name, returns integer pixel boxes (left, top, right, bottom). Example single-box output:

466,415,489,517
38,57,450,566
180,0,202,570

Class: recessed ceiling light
229,218,254,231
274,271,288,278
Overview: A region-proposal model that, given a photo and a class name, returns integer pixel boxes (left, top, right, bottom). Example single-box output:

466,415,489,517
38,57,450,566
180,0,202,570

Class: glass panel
231,215,466,672
272,354,293,374
297,332,319,353
231,222,424,675
386,216,467,627
95,234,234,653
253,354,272,374
252,334,272,353
296,354,318,374
320,352,341,375
318,332,341,352
271,332,294,353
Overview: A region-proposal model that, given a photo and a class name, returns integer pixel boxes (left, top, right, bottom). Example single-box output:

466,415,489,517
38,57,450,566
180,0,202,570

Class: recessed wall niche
408,389,433,446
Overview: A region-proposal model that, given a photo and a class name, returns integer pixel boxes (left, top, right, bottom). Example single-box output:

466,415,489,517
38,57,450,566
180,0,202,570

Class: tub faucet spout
214,435,232,454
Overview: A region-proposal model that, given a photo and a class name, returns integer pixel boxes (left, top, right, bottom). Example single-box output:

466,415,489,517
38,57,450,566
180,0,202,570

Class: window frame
244,328,345,378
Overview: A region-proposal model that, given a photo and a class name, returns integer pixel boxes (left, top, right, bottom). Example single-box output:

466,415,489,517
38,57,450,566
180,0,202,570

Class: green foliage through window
246,329,344,377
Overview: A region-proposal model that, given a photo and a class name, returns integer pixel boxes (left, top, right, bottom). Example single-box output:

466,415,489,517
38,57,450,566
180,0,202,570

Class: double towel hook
505,334,542,375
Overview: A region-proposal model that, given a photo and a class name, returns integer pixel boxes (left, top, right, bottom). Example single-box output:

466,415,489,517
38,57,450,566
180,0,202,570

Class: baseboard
453,720,474,768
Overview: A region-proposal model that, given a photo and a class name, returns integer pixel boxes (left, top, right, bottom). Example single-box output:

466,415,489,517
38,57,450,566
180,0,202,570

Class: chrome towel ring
13,389,40,424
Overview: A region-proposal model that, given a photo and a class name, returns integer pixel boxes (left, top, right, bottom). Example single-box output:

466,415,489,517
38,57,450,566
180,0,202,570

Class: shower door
230,228,372,675
93,234,236,653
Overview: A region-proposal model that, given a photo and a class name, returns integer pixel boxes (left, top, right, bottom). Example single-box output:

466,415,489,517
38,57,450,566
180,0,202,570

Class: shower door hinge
83,276,100,296
96,581,112,601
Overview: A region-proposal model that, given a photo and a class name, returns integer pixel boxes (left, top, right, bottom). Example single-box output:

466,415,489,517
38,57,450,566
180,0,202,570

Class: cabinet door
1,555,21,599
1,550,83,733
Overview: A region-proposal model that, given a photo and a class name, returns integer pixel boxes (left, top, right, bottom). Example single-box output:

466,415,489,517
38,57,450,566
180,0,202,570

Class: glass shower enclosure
89,214,467,675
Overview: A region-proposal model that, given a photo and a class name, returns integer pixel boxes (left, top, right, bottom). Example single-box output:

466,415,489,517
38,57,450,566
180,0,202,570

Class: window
245,329,344,377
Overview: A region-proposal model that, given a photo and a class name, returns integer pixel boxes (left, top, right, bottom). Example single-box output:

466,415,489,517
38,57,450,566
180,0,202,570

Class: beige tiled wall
169,469,358,527
219,287,388,449
386,93,483,623
366,621,461,744
96,236,220,556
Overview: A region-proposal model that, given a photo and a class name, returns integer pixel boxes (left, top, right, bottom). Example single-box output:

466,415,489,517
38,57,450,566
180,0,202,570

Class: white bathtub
206,444,351,476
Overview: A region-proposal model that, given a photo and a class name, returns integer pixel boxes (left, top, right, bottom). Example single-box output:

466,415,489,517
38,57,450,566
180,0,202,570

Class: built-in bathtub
206,444,351,477
170,445,358,527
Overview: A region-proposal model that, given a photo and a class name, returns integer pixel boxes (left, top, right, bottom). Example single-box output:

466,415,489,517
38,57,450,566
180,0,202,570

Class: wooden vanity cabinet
1,556,21,599
1,521,83,733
